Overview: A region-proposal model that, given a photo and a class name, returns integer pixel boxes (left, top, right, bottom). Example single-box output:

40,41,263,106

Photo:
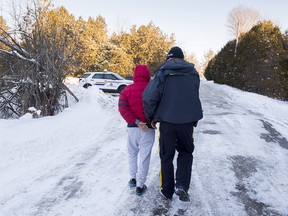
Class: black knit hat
166,46,184,61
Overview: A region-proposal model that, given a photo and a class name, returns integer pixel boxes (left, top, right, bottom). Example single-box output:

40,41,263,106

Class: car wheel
118,85,126,93
83,83,92,88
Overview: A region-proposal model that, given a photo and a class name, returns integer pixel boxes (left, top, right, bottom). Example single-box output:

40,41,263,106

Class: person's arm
118,88,137,125
142,74,164,124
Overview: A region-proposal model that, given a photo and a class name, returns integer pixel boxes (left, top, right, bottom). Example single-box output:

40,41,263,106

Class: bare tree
201,49,215,73
0,0,79,119
186,53,202,76
226,5,262,55
115,16,130,34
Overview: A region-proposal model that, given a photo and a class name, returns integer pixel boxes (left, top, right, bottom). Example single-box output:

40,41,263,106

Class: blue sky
2,0,288,61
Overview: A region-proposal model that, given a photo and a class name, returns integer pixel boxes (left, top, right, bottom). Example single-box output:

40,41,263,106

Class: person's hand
138,122,148,132
151,120,157,129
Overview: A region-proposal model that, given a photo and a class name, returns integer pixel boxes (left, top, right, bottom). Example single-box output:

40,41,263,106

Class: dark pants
159,122,195,199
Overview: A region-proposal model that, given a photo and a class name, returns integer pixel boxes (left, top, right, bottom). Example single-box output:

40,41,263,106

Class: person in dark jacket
142,47,203,202
118,64,155,196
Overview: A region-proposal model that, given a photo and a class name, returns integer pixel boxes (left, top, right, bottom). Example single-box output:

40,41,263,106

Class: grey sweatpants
127,127,155,188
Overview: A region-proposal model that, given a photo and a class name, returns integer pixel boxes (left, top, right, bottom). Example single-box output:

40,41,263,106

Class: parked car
79,71,133,93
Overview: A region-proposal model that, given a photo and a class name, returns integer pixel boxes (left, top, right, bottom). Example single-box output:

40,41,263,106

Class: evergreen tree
103,43,134,77
205,21,288,101
110,32,134,76
77,16,109,73
112,22,175,75
33,5,85,76
129,22,175,74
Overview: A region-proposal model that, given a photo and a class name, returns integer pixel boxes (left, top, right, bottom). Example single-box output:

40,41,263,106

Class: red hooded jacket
118,65,151,127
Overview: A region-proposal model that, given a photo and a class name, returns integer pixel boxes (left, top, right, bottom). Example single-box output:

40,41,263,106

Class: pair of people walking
118,47,203,201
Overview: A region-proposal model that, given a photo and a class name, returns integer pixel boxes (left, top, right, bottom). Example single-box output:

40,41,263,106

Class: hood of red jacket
133,65,150,83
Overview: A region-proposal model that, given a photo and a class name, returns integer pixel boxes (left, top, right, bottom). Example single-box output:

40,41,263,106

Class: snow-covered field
0,78,287,216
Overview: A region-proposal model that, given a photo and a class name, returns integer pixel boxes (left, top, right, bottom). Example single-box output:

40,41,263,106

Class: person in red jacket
118,64,155,196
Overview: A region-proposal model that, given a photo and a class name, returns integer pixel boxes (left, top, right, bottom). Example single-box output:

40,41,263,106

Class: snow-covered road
0,80,287,216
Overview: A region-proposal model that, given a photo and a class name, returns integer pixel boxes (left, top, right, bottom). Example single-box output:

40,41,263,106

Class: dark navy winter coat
142,58,203,125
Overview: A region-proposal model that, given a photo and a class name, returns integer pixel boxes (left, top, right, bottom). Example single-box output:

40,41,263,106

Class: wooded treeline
0,1,176,78
0,0,176,118
0,2,287,119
